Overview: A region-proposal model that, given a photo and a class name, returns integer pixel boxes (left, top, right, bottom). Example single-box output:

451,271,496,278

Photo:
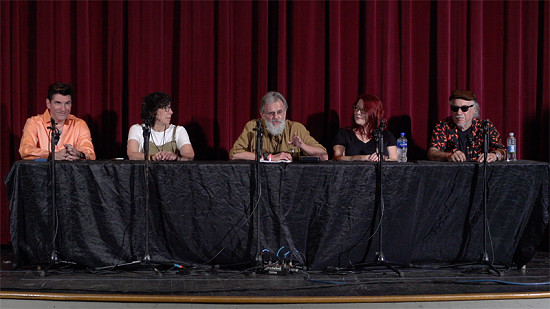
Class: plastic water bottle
397,132,408,162
507,133,517,161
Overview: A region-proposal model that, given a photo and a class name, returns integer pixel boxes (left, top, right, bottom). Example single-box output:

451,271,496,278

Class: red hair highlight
353,94,384,138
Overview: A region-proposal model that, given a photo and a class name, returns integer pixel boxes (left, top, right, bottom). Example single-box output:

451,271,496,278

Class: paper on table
260,158,291,163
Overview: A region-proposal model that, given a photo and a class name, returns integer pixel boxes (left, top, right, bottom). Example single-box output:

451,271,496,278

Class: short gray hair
449,99,480,118
260,91,288,114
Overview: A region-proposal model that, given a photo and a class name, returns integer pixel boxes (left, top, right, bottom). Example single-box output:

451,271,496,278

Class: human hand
272,152,293,162
55,148,68,160
152,151,179,161
364,153,380,162
447,151,467,162
288,133,303,148
477,152,497,163
63,144,83,160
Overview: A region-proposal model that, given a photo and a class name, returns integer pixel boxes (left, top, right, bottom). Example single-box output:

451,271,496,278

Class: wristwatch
492,151,501,161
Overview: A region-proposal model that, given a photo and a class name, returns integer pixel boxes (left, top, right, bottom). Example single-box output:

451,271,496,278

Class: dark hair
47,83,72,100
141,92,173,126
353,94,384,138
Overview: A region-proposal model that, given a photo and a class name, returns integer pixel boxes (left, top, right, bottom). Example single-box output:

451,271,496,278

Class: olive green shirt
229,119,326,160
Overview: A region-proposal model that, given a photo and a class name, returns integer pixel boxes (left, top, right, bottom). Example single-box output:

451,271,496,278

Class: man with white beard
230,91,328,161
427,89,505,162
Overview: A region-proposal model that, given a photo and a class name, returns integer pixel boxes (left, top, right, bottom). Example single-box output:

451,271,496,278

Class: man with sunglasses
427,89,505,162
230,91,328,161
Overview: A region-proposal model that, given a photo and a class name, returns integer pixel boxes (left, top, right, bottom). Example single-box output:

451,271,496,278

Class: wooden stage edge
1,291,549,303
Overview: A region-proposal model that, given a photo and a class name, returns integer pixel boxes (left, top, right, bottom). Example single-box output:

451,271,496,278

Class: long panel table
5,160,549,270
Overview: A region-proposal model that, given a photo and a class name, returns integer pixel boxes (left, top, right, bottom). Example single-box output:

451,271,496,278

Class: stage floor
1,245,549,303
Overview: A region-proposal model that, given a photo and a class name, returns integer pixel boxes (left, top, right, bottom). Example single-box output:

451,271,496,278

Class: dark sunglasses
450,104,474,112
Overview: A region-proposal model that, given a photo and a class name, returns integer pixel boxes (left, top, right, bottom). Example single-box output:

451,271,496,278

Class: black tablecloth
5,160,549,270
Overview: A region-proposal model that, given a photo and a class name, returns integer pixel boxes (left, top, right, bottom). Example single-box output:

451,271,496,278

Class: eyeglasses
450,104,474,112
353,106,366,114
161,105,172,112
263,109,286,118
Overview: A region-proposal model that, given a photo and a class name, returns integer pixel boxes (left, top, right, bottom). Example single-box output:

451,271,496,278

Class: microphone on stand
143,122,151,161
253,119,264,160
483,119,490,154
374,120,386,160
379,119,386,131
254,119,264,134
48,117,60,145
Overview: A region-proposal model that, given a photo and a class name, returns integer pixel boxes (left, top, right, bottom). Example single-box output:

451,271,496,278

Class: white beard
265,118,286,136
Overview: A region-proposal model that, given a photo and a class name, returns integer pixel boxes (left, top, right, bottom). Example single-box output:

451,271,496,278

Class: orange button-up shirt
19,109,96,160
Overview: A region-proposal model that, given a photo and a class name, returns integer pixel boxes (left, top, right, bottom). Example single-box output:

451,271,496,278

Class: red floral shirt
430,117,505,160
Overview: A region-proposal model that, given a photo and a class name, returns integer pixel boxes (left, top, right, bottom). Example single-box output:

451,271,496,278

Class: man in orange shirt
19,83,96,160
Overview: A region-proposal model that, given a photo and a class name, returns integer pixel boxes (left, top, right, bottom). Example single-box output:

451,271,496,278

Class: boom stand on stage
40,117,75,276
356,120,403,277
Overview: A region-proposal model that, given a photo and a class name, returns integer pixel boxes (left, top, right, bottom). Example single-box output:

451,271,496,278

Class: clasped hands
56,144,84,160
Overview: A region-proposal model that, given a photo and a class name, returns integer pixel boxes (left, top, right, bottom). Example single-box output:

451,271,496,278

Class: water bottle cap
509,133,514,136
400,132,405,136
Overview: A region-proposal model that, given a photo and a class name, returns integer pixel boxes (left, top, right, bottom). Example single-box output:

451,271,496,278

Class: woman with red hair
333,94,397,161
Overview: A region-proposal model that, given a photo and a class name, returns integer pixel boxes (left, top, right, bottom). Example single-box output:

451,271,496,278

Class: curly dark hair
141,92,173,126
47,83,73,100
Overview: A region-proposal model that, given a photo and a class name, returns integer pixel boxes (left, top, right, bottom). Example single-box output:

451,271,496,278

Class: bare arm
333,145,368,161
386,145,398,161
127,139,145,160
178,144,195,161
333,145,396,162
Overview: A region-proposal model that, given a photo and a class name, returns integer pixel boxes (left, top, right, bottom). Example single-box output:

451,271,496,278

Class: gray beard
265,119,286,136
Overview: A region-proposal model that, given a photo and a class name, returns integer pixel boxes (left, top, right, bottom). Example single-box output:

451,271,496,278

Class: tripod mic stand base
354,252,405,277
434,253,505,277
142,255,163,278
38,250,77,277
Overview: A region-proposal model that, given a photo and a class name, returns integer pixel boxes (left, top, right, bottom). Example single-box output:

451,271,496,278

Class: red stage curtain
1,1,548,244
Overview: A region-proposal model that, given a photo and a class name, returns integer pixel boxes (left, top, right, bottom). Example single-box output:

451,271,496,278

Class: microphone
379,119,386,131
143,122,151,160
483,119,490,132
254,119,264,161
482,119,490,155
49,117,60,145
254,119,264,133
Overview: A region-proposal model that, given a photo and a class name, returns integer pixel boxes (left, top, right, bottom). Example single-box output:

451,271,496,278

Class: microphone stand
358,121,403,277
438,120,503,276
41,118,71,276
94,125,154,273
477,120,502,276
253,119,264,269
141,124,161,276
